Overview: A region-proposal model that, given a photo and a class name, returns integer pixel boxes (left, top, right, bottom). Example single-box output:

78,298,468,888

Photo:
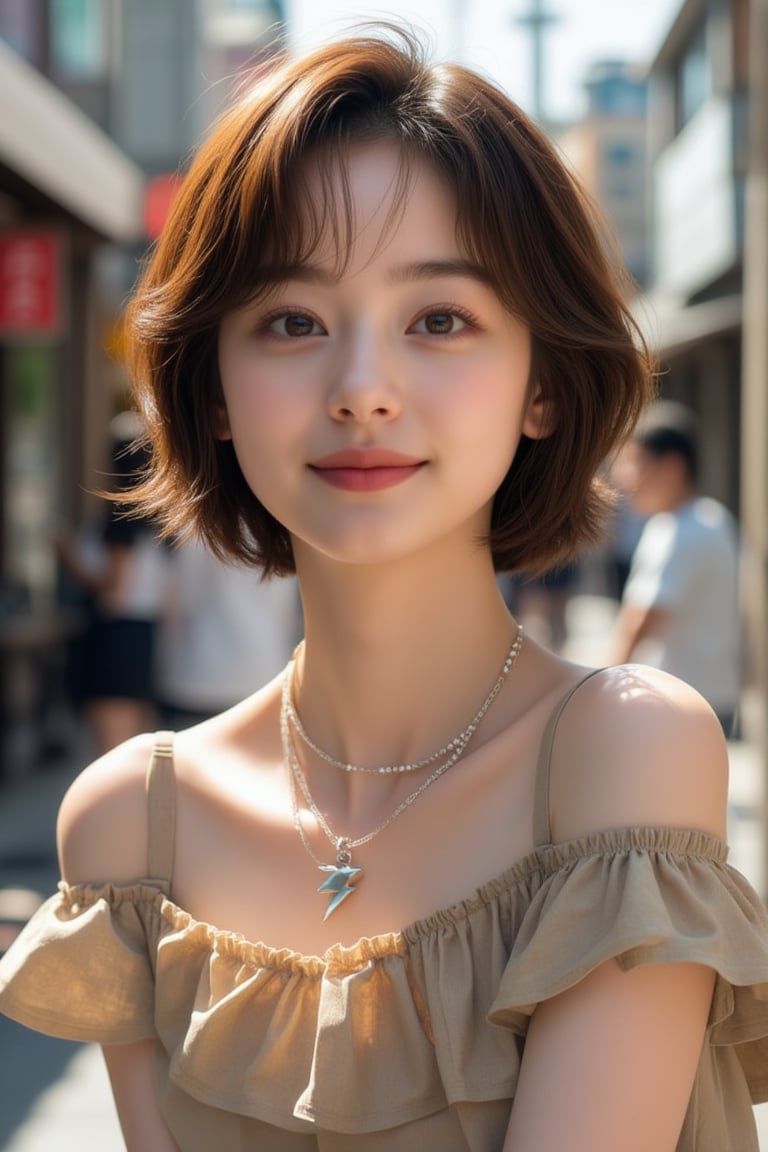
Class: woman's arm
610,602,669,664
504,665,727,1150
503,958,713,1151
103,1040,180,1151
58,739,170,1148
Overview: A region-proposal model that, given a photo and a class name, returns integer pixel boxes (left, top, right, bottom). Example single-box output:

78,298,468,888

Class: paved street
0,738,124,1150
1,595,767,1149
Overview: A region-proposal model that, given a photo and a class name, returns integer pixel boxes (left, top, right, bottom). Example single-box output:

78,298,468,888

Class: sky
284,0,682,121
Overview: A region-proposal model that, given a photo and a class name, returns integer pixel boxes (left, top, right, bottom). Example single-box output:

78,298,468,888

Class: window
0,0,45,67
50,0,107,81
676,23,711,130
604,141,638,167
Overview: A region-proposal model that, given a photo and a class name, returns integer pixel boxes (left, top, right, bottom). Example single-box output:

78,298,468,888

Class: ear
521,381,556,440
214,400,232,441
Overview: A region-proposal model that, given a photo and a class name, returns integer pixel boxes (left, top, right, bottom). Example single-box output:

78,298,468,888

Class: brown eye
409,309,473,337
423,312,455,334
283,314,316,337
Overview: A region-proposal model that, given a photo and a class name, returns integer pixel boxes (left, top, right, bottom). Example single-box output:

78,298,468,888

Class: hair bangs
232,139,419,305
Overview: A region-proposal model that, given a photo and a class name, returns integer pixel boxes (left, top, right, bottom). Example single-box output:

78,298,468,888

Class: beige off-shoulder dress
2,679,768,1150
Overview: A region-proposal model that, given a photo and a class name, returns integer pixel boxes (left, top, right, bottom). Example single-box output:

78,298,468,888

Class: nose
328,328,401,424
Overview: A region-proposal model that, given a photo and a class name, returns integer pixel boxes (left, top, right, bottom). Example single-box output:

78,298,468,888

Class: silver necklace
284,625,524,774
280,626,524,919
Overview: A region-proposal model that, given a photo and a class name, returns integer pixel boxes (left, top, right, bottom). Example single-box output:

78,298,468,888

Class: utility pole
451,0,467,60
741,0,768,895
514,0,560,124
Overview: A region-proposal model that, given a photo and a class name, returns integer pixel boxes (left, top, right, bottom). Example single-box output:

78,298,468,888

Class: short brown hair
124,25,654,577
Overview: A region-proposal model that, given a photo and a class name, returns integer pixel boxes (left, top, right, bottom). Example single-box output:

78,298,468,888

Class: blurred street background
1,0,768,1146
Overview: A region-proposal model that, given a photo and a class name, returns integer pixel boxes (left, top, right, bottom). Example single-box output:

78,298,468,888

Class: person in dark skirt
58,413,167,754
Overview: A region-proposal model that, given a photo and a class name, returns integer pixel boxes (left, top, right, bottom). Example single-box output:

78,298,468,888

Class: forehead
292,140,463,270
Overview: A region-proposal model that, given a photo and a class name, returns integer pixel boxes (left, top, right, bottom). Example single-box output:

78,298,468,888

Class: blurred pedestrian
56,412,167,755
156,538,301,728
611,400,740,735
510,562,581,653
603,489,646,600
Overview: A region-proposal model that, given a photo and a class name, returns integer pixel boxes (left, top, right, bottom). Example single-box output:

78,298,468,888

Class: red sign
143,174,184,240
0,232,62,336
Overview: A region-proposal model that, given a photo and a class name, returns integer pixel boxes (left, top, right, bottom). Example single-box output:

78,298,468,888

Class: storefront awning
0,39,144,243
634,292,743,357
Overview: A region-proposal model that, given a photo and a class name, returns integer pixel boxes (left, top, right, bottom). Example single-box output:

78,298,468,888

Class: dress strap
145,731,176,884
533,669,606,848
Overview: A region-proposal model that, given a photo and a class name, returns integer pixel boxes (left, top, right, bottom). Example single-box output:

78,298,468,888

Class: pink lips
309,448,426,492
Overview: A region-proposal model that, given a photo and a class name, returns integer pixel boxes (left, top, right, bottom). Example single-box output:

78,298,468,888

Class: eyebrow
387,259,495,287
255,258,495,288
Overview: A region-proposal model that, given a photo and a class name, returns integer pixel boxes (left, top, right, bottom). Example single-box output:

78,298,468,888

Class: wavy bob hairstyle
124,25,654,577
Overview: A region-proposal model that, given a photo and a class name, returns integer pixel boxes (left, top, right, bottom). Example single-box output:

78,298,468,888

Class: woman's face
217,141,546,572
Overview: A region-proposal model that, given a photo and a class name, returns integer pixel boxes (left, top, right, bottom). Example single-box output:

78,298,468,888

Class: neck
291,542,519,769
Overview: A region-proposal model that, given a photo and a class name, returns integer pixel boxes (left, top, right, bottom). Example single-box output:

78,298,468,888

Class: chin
317,541,423,570
292,524,447,572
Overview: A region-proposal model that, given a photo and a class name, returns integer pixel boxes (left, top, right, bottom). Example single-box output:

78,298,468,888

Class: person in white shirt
156,539,301,727
611,400,740,735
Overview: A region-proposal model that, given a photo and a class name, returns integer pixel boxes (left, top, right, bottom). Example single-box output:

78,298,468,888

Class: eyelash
409,303,480,337
254,302,482,339
257,308,325,338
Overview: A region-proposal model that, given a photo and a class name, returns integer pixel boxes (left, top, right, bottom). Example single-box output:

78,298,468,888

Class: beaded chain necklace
280,625,524,919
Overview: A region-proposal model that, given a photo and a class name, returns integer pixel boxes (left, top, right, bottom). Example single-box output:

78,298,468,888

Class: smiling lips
309,448,426,492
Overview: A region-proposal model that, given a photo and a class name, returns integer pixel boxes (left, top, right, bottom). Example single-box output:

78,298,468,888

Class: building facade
559,60,649,290
0,13,144,611
641,0,749,512
0,0,283,755
642,0,768,763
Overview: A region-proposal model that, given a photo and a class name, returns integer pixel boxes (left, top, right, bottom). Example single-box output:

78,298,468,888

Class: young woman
2,27,767,1152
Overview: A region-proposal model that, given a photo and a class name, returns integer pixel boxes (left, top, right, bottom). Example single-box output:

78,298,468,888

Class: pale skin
58,143,727,1150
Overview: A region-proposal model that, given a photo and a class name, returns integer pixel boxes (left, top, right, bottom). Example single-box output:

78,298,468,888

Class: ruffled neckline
61,825,729,975
6,821,768,1146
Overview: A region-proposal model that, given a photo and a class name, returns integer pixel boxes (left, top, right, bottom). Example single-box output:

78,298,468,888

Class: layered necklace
280,624,524,919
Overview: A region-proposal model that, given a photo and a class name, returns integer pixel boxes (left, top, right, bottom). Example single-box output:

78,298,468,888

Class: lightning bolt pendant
317,863,362,920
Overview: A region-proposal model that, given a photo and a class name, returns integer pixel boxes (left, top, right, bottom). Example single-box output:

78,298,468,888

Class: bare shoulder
57,732,156,886
548,664,729,844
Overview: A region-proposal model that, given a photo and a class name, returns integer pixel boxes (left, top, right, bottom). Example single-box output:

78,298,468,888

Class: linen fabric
2,684,768,1150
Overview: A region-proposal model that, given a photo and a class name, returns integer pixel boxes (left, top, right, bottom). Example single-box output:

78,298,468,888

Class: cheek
443,372,526,459
223,379,311,513
219,338,280,432
222,364,299,444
